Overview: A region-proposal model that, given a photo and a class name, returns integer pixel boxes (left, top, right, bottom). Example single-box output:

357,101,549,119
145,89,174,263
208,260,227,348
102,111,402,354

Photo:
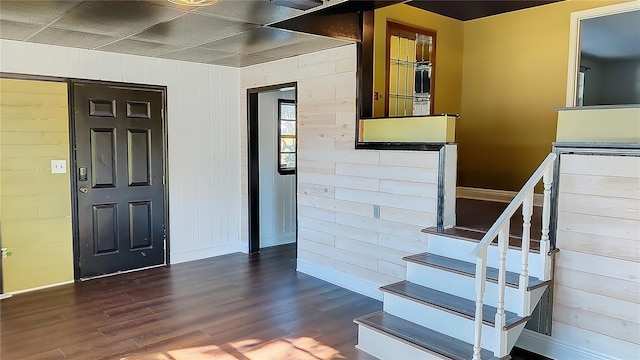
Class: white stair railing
470,153,557,359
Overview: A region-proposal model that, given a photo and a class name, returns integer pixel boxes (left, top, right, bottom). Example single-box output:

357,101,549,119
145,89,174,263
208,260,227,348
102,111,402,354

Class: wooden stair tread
354,311,496,360
422,226,541,253
403,252,548,290
381,281,528,330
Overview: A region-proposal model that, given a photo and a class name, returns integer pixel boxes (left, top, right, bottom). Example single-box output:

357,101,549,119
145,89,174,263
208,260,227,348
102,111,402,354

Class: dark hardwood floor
1,244,380,360
1,243,549,360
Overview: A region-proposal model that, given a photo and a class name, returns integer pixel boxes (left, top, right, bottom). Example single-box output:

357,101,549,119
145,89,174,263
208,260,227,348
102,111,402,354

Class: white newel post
540,166,553,281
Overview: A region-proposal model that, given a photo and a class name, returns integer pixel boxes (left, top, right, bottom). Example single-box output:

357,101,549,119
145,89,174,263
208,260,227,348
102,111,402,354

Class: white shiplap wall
0,39,243,264
552,153,640,359
241,45,447,300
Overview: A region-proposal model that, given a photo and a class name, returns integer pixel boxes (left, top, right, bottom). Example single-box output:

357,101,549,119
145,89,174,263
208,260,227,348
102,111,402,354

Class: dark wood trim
277,99,296,176
246,82,298,254
248,91,260,254
1,72,66,83
384,20,437,117
360,10,374,119
355,142,449,151
68,80,170,279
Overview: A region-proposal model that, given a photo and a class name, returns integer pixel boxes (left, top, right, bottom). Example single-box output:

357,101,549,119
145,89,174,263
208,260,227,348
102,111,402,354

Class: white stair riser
407,262,525,314
356,325,445,360
383,292,498,352
426,234,544,280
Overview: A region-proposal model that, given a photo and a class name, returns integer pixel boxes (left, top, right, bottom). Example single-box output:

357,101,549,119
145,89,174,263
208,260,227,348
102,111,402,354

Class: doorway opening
247,83,298,254
69,80,169,279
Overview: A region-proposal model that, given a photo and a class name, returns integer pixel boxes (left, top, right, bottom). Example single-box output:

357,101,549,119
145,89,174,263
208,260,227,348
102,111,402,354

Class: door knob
79,186,88,194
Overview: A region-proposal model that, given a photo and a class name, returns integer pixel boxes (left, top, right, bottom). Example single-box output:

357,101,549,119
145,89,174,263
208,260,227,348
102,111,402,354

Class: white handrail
470,153,557,359
471,153,556,257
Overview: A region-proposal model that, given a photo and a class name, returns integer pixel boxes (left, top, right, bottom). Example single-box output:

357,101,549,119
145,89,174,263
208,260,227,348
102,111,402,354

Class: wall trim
171,242,246,264
297,259,383,301
5,280,75,296
516,329,620,360
457,186,543,207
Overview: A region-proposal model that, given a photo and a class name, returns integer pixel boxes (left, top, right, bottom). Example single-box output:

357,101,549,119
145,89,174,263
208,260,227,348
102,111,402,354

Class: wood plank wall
0,39,243,268
0,79,74,292
241,45,442,296
554,153,640,358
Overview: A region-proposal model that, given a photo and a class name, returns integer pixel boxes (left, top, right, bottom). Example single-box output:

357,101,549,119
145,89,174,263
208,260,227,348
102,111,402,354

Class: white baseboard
516,329,620,360
0,293,12,300
5,280,75,296
260,233,295,248
296,259,382,301
171,242,246,264
457,187,544,207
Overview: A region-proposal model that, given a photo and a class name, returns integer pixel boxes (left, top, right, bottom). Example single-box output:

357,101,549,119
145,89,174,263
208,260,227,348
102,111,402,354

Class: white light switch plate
51,160,67,174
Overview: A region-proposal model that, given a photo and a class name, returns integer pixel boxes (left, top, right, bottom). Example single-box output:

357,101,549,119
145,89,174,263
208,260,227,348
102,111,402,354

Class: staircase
354,154,557,359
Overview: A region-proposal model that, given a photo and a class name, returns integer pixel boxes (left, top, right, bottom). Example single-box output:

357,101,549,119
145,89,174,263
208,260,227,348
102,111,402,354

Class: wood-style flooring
1,245,380,360
2,242,549,360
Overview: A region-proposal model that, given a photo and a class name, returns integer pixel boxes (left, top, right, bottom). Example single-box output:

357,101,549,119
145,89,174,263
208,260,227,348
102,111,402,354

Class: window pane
280,137,296,152
280,103,296,120
280,153,296,169
281,120,295,136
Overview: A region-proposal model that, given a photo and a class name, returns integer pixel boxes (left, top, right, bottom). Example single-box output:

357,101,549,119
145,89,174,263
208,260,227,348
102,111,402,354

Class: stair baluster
519,192,533,316
472,248,487,360
496,225,509,357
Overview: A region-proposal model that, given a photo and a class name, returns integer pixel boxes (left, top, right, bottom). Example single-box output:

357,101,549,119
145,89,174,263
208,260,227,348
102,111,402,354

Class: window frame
384,20,437,117
277,98,297,175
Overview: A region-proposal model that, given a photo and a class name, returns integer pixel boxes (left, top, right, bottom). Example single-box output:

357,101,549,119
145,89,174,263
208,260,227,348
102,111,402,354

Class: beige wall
372,4,464,117
0,78,74,292
554,153,640,358
458,0,631,191
241,45,450,298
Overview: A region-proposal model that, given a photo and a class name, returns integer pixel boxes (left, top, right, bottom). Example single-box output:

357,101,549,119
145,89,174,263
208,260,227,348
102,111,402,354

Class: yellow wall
373,4,464,117
557,107,640,142
458,0,632,191
360,115,456,142
0,78,74,292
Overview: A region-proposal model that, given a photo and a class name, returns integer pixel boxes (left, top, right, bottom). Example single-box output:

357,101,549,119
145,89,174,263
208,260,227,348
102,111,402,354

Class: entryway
71,81,168,278
247,83,298,253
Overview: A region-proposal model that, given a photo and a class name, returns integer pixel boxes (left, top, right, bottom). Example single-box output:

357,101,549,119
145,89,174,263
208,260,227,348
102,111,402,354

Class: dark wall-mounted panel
406,0,562,21
127,129,151,186
90,128,117,188
93,204,118,254
129,201,152,250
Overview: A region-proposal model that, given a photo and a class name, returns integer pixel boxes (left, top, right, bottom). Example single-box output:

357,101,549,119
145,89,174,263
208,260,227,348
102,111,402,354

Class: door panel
73,83,165,278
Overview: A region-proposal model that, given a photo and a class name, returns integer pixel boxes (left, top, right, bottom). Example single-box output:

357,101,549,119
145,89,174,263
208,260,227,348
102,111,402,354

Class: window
278,99,296,175
386,21,436,117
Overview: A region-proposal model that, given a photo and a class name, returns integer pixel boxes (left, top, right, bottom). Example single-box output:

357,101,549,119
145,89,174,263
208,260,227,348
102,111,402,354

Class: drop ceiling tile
131,12,258,46
97,39,186,57
27,27,118,49
193,0,302,25
0,1,80,25
199,27,311,54
51,1,186,37
158,46,235,63
210,54,276,67
0,20,43,41
251,36,351,61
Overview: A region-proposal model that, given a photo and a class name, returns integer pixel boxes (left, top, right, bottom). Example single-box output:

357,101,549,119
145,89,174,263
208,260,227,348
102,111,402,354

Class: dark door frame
247,82,298,254
68,79,170,280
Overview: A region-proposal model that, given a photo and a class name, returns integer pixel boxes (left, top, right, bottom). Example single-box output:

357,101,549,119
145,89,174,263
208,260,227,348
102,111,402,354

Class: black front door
73,82,166,278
